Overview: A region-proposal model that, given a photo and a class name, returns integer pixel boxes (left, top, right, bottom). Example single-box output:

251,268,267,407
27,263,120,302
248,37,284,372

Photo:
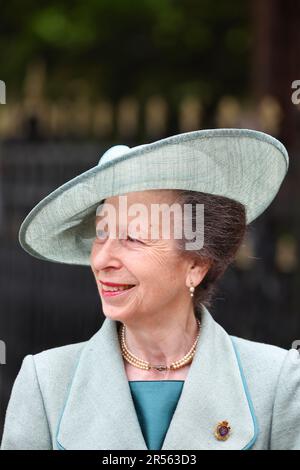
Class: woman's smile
100,283,137,298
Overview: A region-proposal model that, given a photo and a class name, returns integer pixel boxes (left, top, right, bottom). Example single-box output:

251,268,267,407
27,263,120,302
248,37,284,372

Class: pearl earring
189,281,195,297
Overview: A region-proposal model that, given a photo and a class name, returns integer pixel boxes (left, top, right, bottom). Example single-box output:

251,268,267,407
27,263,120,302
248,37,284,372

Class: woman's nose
91,237,122,270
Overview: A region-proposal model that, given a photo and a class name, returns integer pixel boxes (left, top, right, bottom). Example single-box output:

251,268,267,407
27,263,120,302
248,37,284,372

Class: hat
18,128,289,266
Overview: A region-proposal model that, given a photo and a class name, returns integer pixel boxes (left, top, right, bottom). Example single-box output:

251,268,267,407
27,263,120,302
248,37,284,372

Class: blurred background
0,0,300,439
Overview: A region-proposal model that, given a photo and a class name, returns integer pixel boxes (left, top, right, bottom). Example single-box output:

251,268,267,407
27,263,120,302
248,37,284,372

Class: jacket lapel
56,305,258,450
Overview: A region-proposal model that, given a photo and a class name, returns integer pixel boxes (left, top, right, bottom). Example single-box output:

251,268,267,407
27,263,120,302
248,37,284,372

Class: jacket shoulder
1,340,89,450
231,335,300,449
230,334,288,386
32,339,88,387
231,334,288,362
34,339,87,363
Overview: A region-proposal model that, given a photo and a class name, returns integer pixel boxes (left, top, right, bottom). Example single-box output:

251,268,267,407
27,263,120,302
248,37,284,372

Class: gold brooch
214,420,231,441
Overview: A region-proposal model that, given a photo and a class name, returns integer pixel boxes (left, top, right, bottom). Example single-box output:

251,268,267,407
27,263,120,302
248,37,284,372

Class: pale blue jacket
1,305,300,450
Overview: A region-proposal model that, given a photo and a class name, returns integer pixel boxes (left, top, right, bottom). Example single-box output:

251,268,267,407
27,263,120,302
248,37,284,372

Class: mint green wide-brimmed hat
18,128,289,266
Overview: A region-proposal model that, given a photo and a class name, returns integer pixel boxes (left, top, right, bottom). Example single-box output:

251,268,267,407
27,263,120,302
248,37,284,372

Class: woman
1,128,299,450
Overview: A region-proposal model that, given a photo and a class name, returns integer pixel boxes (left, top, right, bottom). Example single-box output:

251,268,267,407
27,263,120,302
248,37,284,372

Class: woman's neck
118,308,201,381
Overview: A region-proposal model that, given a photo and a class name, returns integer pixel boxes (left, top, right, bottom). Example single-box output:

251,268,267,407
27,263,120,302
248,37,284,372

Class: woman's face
90,190,194,325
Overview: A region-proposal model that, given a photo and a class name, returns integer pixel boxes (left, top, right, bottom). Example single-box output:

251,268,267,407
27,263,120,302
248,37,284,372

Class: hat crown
98,145,130,165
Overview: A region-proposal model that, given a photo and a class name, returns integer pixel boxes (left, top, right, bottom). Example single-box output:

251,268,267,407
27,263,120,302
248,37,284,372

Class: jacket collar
56,304,258,450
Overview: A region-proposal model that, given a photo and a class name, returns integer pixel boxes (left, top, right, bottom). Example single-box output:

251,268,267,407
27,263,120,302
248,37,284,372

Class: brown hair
172,189,247,312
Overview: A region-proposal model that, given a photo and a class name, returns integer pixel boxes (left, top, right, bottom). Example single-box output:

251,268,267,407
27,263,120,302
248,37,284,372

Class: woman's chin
102,308,133,323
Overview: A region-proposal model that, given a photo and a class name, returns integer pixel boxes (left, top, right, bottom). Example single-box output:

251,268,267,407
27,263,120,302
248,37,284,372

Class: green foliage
0,0,251,103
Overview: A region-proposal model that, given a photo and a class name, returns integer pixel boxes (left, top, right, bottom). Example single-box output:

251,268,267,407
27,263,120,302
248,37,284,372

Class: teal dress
128,380,184,450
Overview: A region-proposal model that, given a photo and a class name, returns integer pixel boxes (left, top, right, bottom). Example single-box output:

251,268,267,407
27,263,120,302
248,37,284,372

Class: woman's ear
186,260,211,288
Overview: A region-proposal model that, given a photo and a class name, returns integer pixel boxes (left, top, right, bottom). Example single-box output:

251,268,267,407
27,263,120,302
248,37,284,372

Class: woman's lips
100,285,136,297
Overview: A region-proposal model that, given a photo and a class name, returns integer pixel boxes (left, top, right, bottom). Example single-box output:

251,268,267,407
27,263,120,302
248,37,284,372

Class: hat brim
18,128,289,265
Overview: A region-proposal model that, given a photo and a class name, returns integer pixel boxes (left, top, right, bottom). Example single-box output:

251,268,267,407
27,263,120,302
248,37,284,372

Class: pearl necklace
119,318,201,372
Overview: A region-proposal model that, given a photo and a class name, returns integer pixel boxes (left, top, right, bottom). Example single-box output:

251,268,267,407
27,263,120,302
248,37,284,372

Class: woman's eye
127,235,141,244
95,230,142,244
96,229,108,240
